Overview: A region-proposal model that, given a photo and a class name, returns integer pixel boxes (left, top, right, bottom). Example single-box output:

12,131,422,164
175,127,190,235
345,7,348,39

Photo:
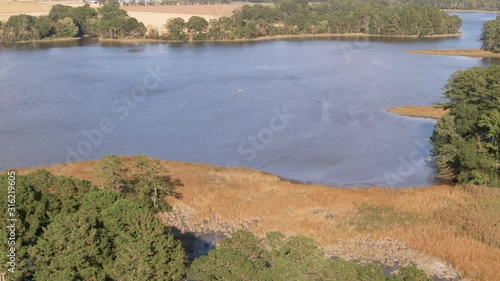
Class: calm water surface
0,12,498,187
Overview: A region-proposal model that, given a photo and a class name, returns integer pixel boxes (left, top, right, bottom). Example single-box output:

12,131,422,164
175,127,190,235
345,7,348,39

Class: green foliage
165,0,462,42
55,17,79,38
165,17,188,41
481,16,500,53
431,65,500,187
98,154,129,190
187,16,209,41
189,230,432,281
0,3,145,42
132,155,175,211
0,169,186,280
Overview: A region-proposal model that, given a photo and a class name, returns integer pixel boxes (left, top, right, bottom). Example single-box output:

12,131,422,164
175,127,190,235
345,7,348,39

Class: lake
0,12,498,187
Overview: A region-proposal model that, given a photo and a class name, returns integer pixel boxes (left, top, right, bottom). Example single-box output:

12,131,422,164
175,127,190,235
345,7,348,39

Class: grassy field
18,157,500,281
0,2,242,30
408,49,500,58
386,106,448,119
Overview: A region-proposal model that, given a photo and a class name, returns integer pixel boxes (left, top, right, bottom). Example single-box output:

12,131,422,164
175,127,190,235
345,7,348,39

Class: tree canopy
431,65,500,187
481,16,500,53
164,0,462,41
189,230,432,281
0,167,186,280
0,3,145,43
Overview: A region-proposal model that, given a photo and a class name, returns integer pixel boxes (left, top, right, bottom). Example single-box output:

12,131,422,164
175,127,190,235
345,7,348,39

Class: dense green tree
165,0,463,42
132,155,175,211
187,16,209,41
431,65,500,187
481,16,500,53
55,17,79,38
31,211,112,281
101,198,186,280
189,230,432,281
165,17,187,40
98,154,129,190
34,16,54,38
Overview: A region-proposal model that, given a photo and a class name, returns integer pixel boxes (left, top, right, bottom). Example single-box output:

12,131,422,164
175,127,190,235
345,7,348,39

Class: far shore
386,105,448,119
94,32,461,44
14,37,81,44
442,9,500,13
407,48,500,58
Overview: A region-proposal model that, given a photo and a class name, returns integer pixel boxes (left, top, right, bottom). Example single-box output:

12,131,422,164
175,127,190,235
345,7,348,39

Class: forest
0,155,433,280
0,2,145,43
431,65,500,187
164,0,462,41
481,16,500,53
0,0,462,43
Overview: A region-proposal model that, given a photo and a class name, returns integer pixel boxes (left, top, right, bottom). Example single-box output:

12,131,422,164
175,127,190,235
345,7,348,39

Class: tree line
481,16,500,53
162,0,462,41
0,0,462,43
431,65,500,187
0,2,146,43
116,0,500,11
0,155,434,280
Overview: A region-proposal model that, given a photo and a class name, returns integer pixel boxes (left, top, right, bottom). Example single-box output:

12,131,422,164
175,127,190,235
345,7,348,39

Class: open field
0,1,95,21
17,158,500,281
0,2,242,30
387,105,448,119
123,4,243,30
408,49,500,58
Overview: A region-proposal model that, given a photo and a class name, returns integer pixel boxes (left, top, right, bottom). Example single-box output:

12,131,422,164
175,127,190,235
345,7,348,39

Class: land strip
386,106,448,119
408,49,500,58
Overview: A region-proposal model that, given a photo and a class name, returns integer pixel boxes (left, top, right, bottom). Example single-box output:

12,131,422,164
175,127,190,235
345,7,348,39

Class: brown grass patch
407,49,500,58
15,158,500,280
386,105,448,119
122,4,242,16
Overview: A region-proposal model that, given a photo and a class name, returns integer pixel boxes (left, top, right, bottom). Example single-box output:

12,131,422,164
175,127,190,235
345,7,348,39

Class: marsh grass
17,157,500,281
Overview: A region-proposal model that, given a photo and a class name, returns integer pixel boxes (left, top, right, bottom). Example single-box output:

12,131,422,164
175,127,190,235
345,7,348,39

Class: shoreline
94,32,462,44
386,105,448,119
442,9,500,13
14,37,82,44
407,48,500,58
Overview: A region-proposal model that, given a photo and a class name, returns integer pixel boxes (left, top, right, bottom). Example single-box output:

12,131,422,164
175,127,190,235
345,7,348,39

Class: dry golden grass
387,105,448,119
408,49,500,58
0,2,88,21
17,158,500,281
122,4,241,16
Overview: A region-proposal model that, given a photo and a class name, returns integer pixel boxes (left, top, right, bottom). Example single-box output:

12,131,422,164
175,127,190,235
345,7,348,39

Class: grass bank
16,157,500,281
386,106,448,119
407,48,500,58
